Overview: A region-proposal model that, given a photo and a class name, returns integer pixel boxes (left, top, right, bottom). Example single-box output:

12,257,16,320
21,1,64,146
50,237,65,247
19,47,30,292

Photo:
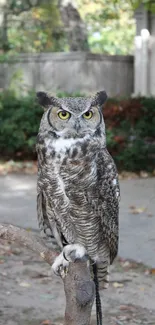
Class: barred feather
36,92,119,288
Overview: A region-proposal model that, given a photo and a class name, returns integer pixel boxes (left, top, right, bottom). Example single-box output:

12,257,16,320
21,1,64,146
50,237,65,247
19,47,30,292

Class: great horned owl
36,91,119,290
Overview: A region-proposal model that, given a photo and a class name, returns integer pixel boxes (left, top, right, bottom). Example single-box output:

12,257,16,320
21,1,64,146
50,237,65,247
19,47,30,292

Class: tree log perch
0,223,58,264
0,223,95,325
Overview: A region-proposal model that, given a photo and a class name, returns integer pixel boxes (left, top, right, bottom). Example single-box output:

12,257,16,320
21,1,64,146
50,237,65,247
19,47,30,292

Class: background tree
58,0,89,51
78,0,155,54
0,0,154,55
0,0,89,53
0,0,66,53
78,0,136,55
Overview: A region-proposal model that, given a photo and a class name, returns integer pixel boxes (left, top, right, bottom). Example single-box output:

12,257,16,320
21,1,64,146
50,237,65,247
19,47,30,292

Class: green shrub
0,90,84,158
0,90,155,172
0,91,42,158
104,97,155,171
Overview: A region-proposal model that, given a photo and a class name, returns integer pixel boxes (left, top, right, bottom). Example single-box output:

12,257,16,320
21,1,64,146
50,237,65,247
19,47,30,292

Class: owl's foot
52,244,88,277
63,244,88,262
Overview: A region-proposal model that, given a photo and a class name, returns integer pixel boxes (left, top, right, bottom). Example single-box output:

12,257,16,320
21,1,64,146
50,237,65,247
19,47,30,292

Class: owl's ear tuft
95,90,108,106
36,91,52,109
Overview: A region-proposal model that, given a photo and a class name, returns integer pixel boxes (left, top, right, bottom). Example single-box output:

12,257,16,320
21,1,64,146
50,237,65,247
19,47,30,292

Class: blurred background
0,1,155,325
0,0,155,171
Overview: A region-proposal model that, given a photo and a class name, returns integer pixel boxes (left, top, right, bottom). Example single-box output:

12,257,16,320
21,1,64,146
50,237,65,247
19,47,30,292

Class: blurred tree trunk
58,0,89,51
0,8,10,52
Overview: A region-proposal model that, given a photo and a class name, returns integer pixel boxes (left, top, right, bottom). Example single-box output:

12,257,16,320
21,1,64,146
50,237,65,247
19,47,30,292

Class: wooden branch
0,223,95,325
0,223,58,264
64,262,95,325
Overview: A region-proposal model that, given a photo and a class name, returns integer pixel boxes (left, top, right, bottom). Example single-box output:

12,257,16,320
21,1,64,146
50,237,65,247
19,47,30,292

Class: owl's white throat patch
47,136,89,153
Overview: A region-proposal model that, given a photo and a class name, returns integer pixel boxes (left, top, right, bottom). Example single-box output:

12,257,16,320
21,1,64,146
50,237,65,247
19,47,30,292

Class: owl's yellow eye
58,111,71,120
83,110,93,119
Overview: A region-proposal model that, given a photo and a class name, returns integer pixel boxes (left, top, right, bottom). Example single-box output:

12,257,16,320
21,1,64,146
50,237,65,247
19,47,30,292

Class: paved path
0,174,154,267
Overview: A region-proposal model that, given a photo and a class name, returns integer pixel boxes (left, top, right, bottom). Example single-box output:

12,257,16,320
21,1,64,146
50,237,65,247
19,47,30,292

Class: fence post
141,29,150,96
134,5,150,96
134,35,142,95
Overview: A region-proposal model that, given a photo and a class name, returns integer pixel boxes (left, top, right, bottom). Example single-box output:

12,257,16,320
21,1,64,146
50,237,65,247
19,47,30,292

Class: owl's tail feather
92,263,102,325
97,263,110,289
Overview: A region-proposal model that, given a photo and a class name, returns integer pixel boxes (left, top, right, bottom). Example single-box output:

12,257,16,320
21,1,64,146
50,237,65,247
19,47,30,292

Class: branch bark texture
0,223,95,325
0,223,57,264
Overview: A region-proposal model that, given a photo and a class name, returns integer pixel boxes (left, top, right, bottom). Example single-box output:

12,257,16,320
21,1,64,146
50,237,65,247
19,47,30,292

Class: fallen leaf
15,261,23,266
139,287,145,291
122,261,131,268
0,272,7,276
113,282,124,288
118,315,129,321
115,321,124,325
140,171,149,178
26,228,32,232
19,281,31,288
144,269,150,275
119,305,129,310
30,272,49,279
40,294,55,300
111,278,131,284
11,248,21,255
129,206,146,214
118,315,131,322
150,268,155,275
119,305,135,311
41,320,52,325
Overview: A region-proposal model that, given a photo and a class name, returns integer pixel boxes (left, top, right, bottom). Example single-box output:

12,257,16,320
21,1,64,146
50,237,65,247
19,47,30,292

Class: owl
36,91,120,290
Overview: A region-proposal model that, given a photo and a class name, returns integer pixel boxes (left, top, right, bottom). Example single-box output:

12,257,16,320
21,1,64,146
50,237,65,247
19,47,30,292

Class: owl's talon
51,251,69,277
59,265,68,278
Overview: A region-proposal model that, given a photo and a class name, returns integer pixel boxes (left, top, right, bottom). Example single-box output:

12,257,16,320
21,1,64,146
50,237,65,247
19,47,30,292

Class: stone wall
0,52,134,97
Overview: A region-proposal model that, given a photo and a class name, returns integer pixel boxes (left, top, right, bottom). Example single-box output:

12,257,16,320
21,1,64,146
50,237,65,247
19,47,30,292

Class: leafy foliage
78,0,136,54
0,0,155,55
0,91,42,157
0,0,88,54
104,97,155,171
0,0,66,53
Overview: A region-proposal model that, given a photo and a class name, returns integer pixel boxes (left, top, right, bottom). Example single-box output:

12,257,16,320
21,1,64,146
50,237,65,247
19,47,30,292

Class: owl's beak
74,121,81,132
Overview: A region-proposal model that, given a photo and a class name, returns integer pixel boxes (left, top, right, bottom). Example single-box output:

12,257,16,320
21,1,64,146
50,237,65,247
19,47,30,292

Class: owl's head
37,91,107,139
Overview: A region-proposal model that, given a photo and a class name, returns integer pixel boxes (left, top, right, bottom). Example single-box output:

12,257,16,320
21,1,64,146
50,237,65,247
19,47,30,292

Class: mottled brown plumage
36,91,120,289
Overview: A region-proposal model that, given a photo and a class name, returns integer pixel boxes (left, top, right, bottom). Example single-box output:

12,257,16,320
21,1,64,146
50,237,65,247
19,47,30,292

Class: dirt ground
0,238,155,325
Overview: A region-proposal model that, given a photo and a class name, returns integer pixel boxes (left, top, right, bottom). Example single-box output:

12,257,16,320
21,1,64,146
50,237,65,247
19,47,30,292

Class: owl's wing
37,191,63,249
37,167,75,249
96,148,120,264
